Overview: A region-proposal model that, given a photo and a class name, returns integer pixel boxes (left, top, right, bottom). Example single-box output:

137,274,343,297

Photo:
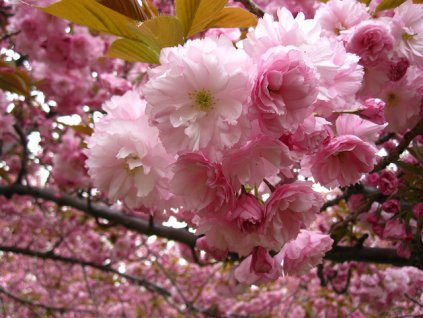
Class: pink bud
388,57,409,82
378,170,398,195
230,193,264,233
196,237,228,261
359,98,385,124
251,247,274,274
412,203,423,218
382,199,400,214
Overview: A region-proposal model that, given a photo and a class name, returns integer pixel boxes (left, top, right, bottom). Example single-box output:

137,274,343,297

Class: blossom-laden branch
0,244,171,297
373,117,423,172
0,184,418,268
0,184,196,248
320,117,423,212
0,285,95,315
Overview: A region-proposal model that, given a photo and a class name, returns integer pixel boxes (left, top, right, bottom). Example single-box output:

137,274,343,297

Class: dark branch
0,184,420,268
0,184,197,248
320,183,364,212
0,244,171,297
325,245,418,268
13,124,28,185
233,0,265,17
320,117,423,212
0,285,94,314
373,117,423,172
375,132,396,145
263,178,275,192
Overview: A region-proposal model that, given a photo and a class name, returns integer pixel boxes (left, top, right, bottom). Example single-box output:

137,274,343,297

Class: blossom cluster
0,0,423,316
84,0,423,284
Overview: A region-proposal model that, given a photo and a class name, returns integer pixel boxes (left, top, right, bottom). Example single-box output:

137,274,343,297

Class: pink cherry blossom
381,66,423,133
391,0,423,68
243,7,321,60
250,46,319,135
228,193,264,233
335,114,386,143
378,170,398,195
262,181,322,251
346,20,394,66
222,135,293,189
143,36,252,158
194,192,265,256
388,57,410,81
304,135,377,188
170,152,235,217
85,91,173,210
99,73,132,95
254,0,318,19
234,247,281,285
196,216,261,256
280,116,332,156
382,199,400,214
51,130,90,189
196,236,228,261
276,230,333,276
365,172,380,187
204,28,241,42
315,0,370,38
358,98,386,124
383,219,409,240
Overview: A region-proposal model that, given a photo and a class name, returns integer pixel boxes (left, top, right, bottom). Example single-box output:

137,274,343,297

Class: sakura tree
0,0,423,316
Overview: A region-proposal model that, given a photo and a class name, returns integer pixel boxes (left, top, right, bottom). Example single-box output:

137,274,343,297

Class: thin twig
0,286,94,314
233,0,265,17
0,244,171,297
373,118,423,172
13,124,28,185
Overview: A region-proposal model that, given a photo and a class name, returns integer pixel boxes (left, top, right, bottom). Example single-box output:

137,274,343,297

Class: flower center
192,89,215,112
120,153,143,176
402,32,416,42
386,92,397,107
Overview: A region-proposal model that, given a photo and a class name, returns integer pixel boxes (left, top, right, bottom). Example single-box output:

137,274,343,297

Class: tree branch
325,246,418,268
320,117,423,212
13,124,28,185
0,244,171,297
0,184,420,268
373,117,423,172
233,0,265,17
0,285,94,314
0,184,197,248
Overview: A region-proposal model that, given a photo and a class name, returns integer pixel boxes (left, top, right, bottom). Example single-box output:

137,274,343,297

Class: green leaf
39,0,142,40
208,7,258,29
0,62,32,97
176,0,228,37
138,16,185,48
106,38,160,64
374,0,406,12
